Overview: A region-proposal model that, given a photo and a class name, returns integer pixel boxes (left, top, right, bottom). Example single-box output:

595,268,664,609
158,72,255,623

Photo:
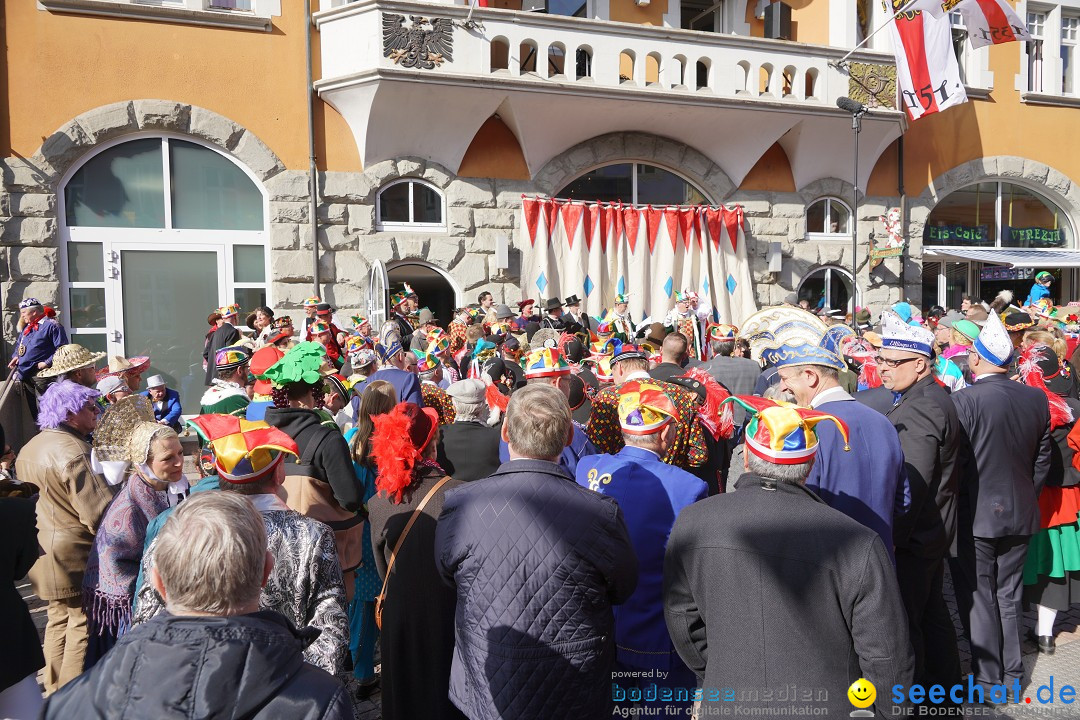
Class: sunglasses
875,355,920,369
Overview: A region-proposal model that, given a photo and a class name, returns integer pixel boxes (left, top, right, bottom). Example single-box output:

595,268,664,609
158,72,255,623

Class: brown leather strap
378,475,453,599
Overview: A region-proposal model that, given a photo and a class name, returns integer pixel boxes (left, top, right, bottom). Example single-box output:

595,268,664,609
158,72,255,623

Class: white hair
746,451,814,485
452,398,487,423
505,384,571,460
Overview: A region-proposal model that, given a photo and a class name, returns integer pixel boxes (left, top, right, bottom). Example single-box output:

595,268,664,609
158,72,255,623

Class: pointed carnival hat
413,349,441,375
187,415,299,483
972,310,1013,367
426,328,451,354
721,395,850,465
524,347,571,378
880,310,935,357
617,380,678,435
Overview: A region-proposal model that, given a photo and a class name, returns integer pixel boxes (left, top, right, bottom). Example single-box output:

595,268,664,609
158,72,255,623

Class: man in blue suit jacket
142,375,182,431
575,380,706,713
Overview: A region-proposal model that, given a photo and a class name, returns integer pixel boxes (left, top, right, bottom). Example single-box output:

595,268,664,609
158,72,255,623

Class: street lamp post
837,96,866,330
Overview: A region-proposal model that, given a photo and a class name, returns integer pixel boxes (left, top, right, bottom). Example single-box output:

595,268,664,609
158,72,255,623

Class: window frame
554,161,713,206
1063,13,1079,94
375,178,447,232
805,196,853,240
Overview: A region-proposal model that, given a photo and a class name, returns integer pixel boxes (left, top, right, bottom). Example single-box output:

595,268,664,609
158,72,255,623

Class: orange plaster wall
745,0,828,44
739,143,797,192
610,0,669,26
3,3,360,172
458,117,531,180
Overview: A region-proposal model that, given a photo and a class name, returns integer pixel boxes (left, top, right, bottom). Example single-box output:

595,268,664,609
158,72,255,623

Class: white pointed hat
880,310,934,357
972,311,1013,367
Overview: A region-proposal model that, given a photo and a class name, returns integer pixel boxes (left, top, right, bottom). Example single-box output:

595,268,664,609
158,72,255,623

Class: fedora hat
545,298,564,312
38,343,106,378
564,295,582,307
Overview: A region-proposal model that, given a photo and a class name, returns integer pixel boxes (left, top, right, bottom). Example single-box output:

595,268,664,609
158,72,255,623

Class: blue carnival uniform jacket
575,446,707,671
140,389,182,427
11,317,67,379
807,390,910,560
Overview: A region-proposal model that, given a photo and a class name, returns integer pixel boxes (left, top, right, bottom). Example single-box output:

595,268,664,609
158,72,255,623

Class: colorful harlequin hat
217,303,241,318
617,380,678,435
345,334,372,354
611,343,649,365
972,311,1013,367
881,310,934,357
324,373,353,402
721,395,850,465
707,324,738,342
426,328,451,354
613,293,630,305
673,290,690,303
310,320,333,336
524,347,571,378
303,296,321,308
186,415,299,483
351,315,370,330
257,341,326,386
594,356,615,383
214,345,251,372
266,316,294,345
413,349,441,375
589,338,617,359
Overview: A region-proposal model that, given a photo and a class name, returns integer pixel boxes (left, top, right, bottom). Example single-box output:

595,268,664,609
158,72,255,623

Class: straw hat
92,395,156,463
38,344,106,378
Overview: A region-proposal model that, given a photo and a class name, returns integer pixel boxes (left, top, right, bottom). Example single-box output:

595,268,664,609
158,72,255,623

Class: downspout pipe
305,0,320,297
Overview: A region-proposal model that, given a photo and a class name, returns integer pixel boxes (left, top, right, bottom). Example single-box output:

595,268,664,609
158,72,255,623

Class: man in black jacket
438,379,502,482
41,493,351,720
203,303,241,386
663,399,913,718
878,311,961,690
951,311,1052,696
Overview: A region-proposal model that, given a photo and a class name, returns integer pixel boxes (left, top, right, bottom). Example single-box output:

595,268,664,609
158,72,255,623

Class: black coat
368,469,466,720
41,611,351,720
1049,396,1080,488
438,421,503,482
648,362,685,383
435,459,637,720
854,385,896,415
203,322,241,385
952,373,1053,537
663,475,914,717
887,375,961,559
0,497,44,691
264,407,362,513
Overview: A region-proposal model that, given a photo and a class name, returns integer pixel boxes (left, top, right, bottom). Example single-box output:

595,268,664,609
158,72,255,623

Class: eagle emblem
383,14,454,70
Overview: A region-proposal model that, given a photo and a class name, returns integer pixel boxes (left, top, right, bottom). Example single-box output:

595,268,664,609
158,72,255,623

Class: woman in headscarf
81,396,185,668
367,402,465,720
1019,343,1080,654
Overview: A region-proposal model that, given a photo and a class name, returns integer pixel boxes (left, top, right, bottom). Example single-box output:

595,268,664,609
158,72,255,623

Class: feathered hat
370,402,441,502
1018,343,1074,430
186,415,299,483
676,367,736,441
721,395,850,465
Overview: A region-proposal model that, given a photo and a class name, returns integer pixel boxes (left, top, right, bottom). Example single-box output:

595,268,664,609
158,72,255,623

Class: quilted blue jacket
436,459,638,719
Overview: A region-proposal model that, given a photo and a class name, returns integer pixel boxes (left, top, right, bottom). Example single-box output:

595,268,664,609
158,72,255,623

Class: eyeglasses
875,355,920,369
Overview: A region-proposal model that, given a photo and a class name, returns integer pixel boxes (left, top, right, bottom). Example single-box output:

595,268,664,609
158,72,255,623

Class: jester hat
186,415,299,483
302,296,321,308
613,293,631,305
413,349,442,375
215,345,251,372
707,324,738,342
524,347,570,378
310,320,333,336
217,303,241,318
426,328,451,354
617,380,678,435
721,395,850,465
351,315,370,330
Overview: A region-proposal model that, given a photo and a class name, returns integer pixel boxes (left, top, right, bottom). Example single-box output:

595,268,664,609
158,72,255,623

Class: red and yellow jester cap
186,415,299,483
721,395,849,465
618,380,678,435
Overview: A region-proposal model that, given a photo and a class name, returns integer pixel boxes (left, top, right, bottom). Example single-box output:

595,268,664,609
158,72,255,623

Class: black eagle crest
383,14,454,70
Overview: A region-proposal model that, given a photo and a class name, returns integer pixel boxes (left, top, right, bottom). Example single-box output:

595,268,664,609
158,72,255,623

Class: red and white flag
904,0,1031,48
885,2,968,121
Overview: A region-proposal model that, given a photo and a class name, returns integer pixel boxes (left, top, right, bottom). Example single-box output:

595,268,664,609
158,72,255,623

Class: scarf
82,473,171,637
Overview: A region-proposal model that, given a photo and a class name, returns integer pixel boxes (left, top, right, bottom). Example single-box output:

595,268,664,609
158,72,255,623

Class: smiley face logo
847,678,876,709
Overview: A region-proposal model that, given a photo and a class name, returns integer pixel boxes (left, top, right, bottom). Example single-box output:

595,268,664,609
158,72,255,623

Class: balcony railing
315,0,895,108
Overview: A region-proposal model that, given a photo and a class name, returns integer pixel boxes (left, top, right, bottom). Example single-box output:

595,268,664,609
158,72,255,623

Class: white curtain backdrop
520,197,758,326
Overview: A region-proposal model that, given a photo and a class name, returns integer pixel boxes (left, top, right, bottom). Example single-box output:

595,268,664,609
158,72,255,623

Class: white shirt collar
810,385,853,408
249,493,290,514
625,370,652,382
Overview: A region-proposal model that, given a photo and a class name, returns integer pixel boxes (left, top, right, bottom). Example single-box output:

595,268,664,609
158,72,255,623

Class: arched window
806,197,851,237
556,162,709,205
60,134,269,413
376,178,446,230
924,180,1071,248
798,266,858,313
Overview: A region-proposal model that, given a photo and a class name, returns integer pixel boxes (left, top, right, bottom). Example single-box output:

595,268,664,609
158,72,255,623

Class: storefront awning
923,248,1080,268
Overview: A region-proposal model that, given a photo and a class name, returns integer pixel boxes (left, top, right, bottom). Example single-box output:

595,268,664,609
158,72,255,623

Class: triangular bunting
582,204,595,251
522,196,541,247
545,199,561,241
623,206,641,254
644,206,663,254
705,207,724,252
676,208,695,251
723,205,740,253
560,202,584,250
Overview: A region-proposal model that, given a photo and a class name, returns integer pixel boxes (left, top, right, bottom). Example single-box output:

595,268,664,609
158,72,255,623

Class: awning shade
923,248,1080,268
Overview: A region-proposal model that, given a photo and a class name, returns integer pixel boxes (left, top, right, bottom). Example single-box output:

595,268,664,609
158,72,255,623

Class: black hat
316,302,333,315
1022,344,1072,397
503,335,520,351
1003,312,1036,332
563,338,585,364
545,298,564,312
564,295,582,307
667,376,707,404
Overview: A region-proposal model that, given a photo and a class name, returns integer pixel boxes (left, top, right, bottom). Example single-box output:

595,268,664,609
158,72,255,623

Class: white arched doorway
797,265,859,314
386,260,463,326
59,132,270,409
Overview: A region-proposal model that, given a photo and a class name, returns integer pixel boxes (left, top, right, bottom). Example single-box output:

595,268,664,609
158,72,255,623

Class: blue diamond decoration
617,276,626,295
583,275,594,297
726,274,737,295
702,278,710,294
536,272,548,294
664,276,674,298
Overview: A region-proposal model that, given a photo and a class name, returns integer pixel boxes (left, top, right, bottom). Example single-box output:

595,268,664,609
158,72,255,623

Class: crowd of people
0,270,1077,719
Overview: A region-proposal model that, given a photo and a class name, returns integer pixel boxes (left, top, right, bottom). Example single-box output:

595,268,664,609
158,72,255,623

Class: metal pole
305,0,320,299
851,112,862,330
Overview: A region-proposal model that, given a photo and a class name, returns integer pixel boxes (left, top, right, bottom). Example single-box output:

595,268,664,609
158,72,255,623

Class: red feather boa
370,407,421,503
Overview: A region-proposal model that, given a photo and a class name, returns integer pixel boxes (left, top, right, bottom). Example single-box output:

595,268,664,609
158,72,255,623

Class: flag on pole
905,0,1031,48
884,1,968,121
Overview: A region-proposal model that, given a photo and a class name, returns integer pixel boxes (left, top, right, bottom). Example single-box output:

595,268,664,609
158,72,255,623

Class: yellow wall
740,143,797,191
610,0,669,26
3,3,360,172
458,116,531,180
746,0,828,44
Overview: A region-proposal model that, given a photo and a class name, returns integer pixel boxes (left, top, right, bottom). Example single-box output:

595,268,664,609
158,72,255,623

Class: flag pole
831,0,923,69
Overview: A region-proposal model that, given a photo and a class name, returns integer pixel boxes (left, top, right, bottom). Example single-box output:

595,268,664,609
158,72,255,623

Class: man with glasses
877,311,962,694
773,318,908,559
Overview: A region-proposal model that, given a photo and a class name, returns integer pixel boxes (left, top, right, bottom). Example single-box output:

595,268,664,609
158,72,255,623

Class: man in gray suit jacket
699,330,759,425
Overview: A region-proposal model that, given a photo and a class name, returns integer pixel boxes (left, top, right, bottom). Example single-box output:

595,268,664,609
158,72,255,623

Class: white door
369,259,389,332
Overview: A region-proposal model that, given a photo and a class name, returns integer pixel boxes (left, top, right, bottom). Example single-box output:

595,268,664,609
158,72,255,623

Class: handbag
374,475,453,629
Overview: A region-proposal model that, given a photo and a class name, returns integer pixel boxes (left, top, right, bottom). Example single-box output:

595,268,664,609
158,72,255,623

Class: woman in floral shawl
81,396,186,668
